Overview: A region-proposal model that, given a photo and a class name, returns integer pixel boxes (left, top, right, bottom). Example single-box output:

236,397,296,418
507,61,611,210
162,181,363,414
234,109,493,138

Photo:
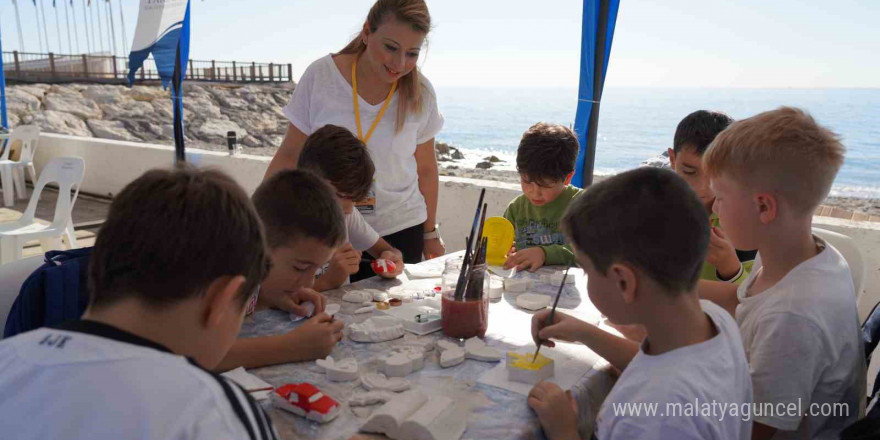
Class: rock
32,110,92,137
475,161,493,170
435,141,451,155
101,101,154,120
195,119,248,144
641,150,670,169
183,97,221,119
129,85,168,102
13,85,49,99
152,100,174,120
8,114,21,127
44,94,102,120
451,147,465,160
160,124,175,140
236,112,281,135
243,135,262,148
6,88,42,115
484,155,503,163
87,119,140,142
83,85,129,105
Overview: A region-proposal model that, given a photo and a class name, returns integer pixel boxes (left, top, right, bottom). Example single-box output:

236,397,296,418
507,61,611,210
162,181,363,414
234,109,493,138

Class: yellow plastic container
481,217,515,267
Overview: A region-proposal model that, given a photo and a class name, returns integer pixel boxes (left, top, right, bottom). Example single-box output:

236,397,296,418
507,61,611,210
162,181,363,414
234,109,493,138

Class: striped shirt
0,320,278,440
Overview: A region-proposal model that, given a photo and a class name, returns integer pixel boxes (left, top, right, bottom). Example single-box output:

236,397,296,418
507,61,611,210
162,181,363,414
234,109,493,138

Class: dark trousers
352,223,424,282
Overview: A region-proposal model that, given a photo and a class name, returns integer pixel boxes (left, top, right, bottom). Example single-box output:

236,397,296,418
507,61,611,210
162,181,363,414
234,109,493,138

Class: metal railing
2,51,293,84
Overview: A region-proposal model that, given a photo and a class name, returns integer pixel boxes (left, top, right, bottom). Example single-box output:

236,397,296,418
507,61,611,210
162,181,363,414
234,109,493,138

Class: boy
217,169,347,370
702,107,864,439
669,110,755,284
528,167,752,440
504,122,582,271
297,124,405,291
0,167,278,439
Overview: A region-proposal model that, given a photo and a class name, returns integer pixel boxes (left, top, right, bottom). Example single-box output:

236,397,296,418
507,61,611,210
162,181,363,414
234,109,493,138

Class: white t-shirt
347,209,380,252
283,54,445,236
0,321,277,440
736,236,865,439
596,300,753,440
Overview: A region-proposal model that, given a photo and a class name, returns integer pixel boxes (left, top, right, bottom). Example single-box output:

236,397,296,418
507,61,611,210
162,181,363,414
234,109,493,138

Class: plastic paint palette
377,298,443,335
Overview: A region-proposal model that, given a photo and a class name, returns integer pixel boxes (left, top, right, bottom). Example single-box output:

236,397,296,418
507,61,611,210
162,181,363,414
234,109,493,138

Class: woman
266,0,445,267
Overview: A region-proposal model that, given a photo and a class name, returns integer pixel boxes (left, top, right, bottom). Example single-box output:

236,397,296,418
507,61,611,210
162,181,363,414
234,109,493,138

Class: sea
435,87,880,199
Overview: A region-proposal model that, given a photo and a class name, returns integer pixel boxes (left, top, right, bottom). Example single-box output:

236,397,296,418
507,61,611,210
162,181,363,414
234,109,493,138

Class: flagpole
1,22,9,130
94,0,104,53
118,0,128,56
64,0,75,54
106,0,117,57
39,0,51,52
34,1,44,53
81,0,91,54
13,0,26,52
69,1,80,54
53,1,65,54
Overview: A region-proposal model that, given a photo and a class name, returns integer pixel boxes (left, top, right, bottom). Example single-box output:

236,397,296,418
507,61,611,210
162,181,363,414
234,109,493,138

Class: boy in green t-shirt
668,110,756,284
503,122,582,271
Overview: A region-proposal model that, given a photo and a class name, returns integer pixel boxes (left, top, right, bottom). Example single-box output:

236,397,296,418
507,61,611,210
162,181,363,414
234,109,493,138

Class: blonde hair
704,106,845,216
338,0,431,132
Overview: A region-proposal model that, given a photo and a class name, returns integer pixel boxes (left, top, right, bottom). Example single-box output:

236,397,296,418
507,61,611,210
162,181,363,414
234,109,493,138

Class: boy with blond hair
702,106,864,439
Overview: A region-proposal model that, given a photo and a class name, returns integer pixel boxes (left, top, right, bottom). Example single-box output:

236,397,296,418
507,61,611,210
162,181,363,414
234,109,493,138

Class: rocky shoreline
6,82,879,218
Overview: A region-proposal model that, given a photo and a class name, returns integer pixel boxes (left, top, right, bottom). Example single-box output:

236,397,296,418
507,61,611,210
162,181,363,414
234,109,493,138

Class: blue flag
127,0,190,89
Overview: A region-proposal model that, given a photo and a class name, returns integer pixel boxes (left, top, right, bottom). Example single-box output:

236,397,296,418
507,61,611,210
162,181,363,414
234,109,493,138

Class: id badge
355,185,376,214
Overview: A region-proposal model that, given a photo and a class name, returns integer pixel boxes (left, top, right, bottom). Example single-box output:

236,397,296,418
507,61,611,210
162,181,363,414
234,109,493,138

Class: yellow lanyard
352,57,397,144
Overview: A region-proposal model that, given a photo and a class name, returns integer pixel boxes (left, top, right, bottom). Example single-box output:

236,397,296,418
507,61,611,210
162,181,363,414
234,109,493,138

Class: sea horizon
434,86,880,199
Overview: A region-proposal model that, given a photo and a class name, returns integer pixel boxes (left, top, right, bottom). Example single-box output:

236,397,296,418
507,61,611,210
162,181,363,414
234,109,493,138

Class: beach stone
476,161,494,170
243,135,262,148
44,94,102,120
32,110,91,137
484,155,503,163
87,120,140,141
451,147,465,160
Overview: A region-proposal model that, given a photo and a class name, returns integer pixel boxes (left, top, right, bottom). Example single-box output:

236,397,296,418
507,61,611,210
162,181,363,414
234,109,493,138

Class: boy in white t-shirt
0,168,278,439
701,107,865,439
298,124,405,291
529,167,753,440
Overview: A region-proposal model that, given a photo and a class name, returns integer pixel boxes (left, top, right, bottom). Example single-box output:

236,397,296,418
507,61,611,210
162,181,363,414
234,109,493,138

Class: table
240,253,607,440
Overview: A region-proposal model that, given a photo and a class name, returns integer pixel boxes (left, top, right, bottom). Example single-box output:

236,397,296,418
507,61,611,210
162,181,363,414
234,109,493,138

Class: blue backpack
3,248,93,339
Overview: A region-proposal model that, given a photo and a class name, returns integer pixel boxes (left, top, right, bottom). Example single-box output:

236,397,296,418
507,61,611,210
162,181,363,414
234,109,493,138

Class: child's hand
527,382,581,440
707,226,740,280
330,243,362,276
287,288,327,317
503,247,546,271
531,310,589,347
289,313,345,360
260,287,327,315
378,249,405,279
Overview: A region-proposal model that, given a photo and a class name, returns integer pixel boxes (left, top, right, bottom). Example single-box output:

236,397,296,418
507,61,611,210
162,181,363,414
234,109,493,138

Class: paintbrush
454,189,486,300
533,266,571,362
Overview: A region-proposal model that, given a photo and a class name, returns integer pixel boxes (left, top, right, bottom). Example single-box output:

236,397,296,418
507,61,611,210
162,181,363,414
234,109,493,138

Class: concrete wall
32,133,880,318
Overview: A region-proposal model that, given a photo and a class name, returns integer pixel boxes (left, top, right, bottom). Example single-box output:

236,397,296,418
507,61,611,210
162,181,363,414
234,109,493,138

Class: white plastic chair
0,157,85,264
0,125,40,207
812,227,870,322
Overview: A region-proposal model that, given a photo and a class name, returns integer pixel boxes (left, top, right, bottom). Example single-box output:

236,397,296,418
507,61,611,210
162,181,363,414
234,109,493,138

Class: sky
1,0,878,88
